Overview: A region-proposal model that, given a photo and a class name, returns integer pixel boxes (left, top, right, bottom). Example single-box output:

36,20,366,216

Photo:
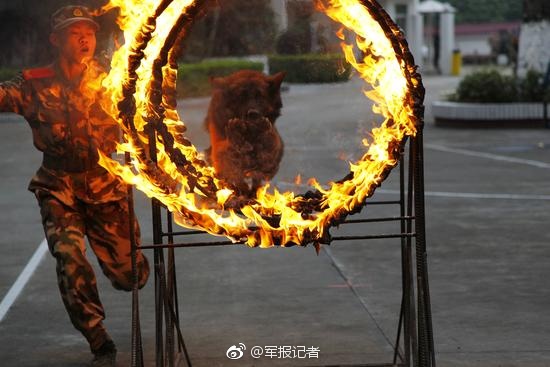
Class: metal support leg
413,132,435,367
128,151,144,367
407,139,419,367
394,150,407,366
154,232,165,367
166,211,193,367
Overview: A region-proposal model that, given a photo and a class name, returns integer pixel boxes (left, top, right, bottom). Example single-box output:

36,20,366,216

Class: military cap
50,5,99,32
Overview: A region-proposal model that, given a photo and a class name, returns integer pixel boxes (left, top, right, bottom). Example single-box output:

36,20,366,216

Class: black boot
91,340,117,367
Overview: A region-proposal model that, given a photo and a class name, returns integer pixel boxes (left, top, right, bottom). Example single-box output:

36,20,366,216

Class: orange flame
93,0,422,248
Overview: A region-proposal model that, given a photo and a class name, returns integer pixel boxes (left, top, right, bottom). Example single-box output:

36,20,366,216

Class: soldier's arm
0,72,31,115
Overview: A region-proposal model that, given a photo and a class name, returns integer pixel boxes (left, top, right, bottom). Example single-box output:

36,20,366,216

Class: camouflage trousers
35,190,150,352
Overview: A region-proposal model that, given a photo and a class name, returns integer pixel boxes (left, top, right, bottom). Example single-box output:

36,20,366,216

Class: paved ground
1,72,550,367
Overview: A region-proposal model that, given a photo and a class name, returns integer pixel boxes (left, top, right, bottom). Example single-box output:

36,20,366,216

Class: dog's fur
205,70,285,196
205,70,286,196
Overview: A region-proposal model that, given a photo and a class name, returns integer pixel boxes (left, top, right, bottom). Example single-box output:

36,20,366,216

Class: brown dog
204,70,286,196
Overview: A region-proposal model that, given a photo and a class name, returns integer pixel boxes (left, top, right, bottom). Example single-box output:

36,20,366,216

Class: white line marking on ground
425,143,550,169
274,182,550,201
377,189,550,201
0,239,48,323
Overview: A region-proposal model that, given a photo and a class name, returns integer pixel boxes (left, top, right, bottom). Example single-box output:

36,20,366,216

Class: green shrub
518,70,546,102
268,53,352,83
451,69,550,103
0,62,265,99
454,69,517,103
0,68,18,81
177,59,264,98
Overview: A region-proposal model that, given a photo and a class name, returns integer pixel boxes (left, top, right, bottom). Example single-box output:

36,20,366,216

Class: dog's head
210,70,286,130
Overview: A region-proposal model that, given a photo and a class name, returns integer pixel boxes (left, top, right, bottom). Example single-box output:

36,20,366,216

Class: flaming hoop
95,0,425,248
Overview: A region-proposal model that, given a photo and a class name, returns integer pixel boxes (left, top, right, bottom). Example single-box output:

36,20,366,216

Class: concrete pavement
1,73,550,366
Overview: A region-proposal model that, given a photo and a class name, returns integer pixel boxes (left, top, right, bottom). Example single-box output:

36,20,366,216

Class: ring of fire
94,0,425,248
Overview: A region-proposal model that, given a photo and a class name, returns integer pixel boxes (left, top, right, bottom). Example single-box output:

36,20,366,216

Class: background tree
445,0,522,24
517,0,550,75
275,0,314,55
182,0,276,59
0,0,120,68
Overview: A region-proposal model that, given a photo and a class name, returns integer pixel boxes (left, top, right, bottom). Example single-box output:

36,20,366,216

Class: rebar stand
127,128,435,367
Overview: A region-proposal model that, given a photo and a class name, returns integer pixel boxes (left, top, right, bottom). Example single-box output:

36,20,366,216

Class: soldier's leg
35,191,112,352
86,198,149,291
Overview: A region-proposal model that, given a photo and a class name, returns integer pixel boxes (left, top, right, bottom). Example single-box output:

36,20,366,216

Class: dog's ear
210,76,227,89
269,71,286,92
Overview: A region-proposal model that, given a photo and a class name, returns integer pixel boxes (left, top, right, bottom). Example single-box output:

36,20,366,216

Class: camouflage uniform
0,62,150,352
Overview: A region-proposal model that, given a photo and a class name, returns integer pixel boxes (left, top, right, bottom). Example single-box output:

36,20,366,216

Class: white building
378,0,424,69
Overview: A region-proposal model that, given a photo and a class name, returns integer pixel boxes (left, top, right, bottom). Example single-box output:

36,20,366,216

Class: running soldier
0,5,149,367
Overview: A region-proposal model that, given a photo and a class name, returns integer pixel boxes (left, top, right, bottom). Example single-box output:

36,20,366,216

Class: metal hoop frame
127,130,435,367
116,1,435,366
